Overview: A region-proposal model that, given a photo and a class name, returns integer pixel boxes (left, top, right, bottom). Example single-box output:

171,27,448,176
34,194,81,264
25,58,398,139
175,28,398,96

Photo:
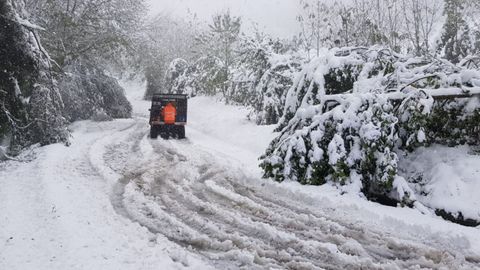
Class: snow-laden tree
167,12,243,98
59,61,132,122
401,0,443,56
261,47,480,204
1,0,68,156
189,56,226,97
167,56,226,97
228,35,304,125
164,58,189,94
276,47,394,131
194,11,242,95
22,0,145,122
25,0,145,68
438,0,475,63
169,32,303,125
294,0,443,55
250,55,303,125
464,1,480,55
297,0,338,58
138,14,199,98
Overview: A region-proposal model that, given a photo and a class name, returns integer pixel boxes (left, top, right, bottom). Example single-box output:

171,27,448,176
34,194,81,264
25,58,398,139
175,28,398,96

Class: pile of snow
399,145,480,224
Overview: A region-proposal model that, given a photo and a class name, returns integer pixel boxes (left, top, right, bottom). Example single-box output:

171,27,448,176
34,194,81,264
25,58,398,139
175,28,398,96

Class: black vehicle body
149,94,187,139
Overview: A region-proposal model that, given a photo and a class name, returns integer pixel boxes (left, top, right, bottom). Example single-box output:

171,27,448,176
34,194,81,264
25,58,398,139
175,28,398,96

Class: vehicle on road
149,94,187,139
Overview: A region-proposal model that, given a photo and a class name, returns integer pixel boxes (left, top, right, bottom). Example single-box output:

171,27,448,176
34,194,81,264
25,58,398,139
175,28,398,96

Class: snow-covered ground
399,146,480,223
1,80,480,269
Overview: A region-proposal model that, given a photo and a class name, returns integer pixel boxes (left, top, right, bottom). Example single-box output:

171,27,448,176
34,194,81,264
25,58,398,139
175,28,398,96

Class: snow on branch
15,15,45,31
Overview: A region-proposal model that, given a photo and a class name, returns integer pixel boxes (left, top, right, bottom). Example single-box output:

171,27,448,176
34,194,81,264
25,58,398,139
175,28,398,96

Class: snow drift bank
261,47,480,224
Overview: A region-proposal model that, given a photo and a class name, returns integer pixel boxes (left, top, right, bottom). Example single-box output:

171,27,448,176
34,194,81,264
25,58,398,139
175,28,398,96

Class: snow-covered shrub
144,57,186,98
261,47,480,203
261,93,410,202
164,58,189,94
227,65,254,105
225,37,273,105
394,58,480,149
171,56,226,97
227,37,303,125
249,56,302,125
277,47,398,131
168,66,195,97
59,62,132,122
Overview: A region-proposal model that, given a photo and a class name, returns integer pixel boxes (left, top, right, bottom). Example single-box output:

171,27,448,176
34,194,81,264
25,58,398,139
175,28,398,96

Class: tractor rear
149,94,187,139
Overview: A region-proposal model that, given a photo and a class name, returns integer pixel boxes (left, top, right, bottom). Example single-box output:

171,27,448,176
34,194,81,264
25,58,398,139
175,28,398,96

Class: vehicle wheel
159,125,168,139
150,127,158,139
178,126,185,139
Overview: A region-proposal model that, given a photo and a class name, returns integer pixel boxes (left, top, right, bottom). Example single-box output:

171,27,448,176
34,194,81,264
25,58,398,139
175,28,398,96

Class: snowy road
1,81,480,269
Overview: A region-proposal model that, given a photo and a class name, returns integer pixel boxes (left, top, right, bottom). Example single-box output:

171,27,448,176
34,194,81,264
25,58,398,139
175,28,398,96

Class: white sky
146,0,302,38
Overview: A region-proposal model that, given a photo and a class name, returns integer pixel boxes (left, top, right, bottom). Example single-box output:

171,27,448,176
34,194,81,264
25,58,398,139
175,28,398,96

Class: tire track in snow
97,118,478,270
147,138,475,269
84,118,216,268
157,168,462,268
102,131,344,269
147,174,339,269
217,181,465,269
237,183,480,266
